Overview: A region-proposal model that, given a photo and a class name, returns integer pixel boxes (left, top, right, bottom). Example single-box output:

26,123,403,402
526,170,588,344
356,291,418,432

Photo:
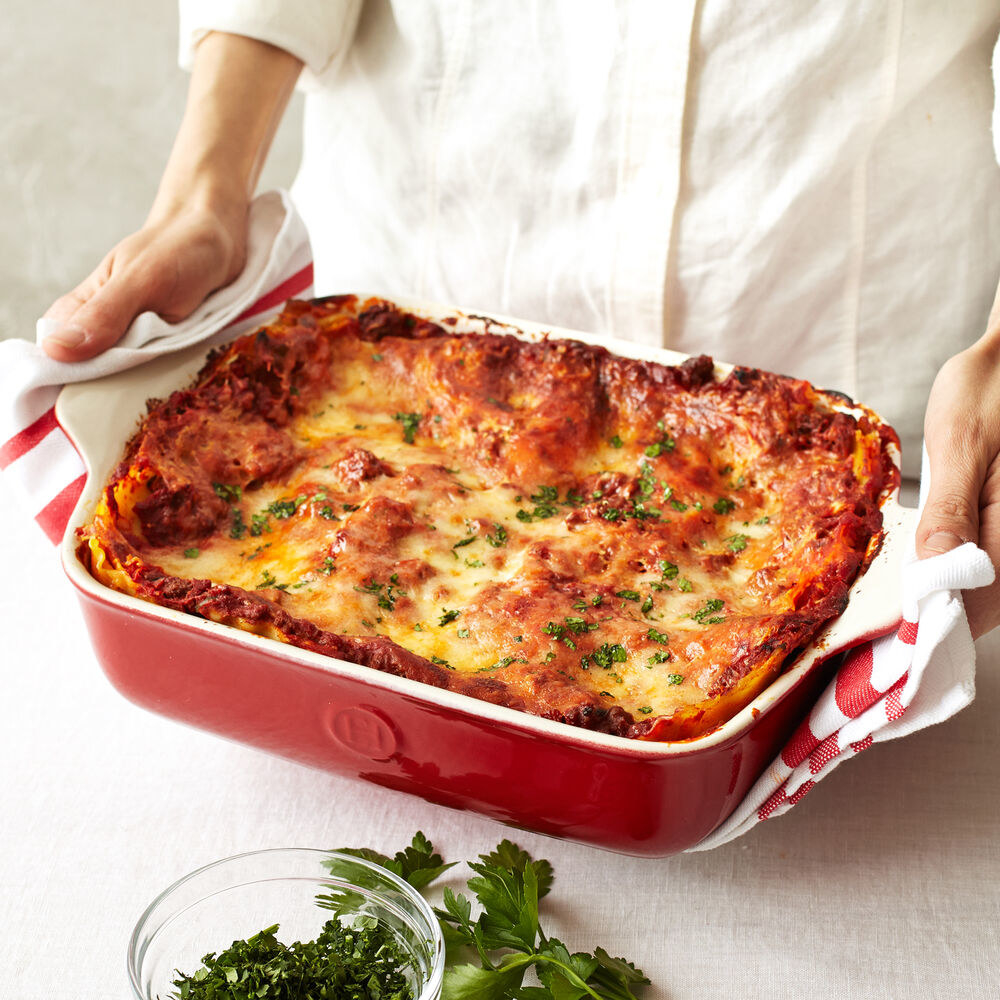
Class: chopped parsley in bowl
127,848,444,1000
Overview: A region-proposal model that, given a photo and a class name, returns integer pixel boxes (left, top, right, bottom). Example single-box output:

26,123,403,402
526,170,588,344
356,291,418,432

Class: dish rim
57,293,914,760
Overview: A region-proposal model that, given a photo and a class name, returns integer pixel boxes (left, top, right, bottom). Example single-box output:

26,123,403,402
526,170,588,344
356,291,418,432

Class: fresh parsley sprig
348,833,650,1000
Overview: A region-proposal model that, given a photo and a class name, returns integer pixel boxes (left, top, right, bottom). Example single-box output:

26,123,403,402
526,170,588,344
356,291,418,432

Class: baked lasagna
78,296,899,740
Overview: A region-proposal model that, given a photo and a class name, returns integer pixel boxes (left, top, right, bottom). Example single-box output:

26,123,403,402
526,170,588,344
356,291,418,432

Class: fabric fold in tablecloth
0,190,993,848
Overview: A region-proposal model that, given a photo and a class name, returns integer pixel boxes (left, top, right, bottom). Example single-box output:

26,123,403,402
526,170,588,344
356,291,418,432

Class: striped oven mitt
0,191,993,848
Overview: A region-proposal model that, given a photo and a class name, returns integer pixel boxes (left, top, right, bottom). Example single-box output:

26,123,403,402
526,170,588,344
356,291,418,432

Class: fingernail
923,530,964,555
44,326,87,351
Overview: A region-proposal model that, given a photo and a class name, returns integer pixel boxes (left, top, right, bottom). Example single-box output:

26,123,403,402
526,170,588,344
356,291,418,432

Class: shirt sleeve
178,0,362,83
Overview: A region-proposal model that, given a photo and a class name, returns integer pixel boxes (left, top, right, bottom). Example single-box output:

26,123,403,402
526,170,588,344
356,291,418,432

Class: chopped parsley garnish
212,482,242,503
669,498,689,512
229,509,246,540
563,616,598,634
601,508,621,521
318,505,338,520
637,460,657,498
648,650,671,665
647,628,669,644
543,651,556,663
342,502,361,512
582,642,628,670
638,706,653,715
354,577,406,611
757,515,771,525
457,628,470,639
609,434,624,448
678,577,694,593
644,422,676,458
516,484,592,522
319,556,335,575
713,497,736,515
430,655,454,670
258,568,286,590
452,534,477,550
658,560,679,580
438,609,461,626
668,673,685,685
266,495,307,519
183,547,199,559
692,598,726,625
517,485,561,521
371,352,383,361
479,655,527,672
640,595,654,615
169,918,414,1000
250,512,270,536
392,411,423,444
485,524,507,547
615,590,641,602
464,557,484,568
726,534,749,552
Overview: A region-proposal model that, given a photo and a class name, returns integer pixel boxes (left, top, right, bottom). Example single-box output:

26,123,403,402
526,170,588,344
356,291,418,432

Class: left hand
915,338,1000,639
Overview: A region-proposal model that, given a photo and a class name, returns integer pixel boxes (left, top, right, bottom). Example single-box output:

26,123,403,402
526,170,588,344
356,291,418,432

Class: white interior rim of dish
57,293,915,760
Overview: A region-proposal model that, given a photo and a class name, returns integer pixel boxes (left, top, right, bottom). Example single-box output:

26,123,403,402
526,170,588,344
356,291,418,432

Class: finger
42,285,92,328
962,471,1000,638
915,431,986,559
41,268,156,362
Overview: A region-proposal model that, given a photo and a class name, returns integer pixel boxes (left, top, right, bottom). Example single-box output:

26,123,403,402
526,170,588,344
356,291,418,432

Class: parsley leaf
393,411,423,444
326,832,456,894
485,524,507,547
692,598,726,625
726,533,749,552
433,837,648,1000
212,482,242,503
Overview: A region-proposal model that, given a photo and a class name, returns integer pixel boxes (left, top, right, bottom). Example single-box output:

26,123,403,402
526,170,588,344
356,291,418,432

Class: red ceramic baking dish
56,298,913,856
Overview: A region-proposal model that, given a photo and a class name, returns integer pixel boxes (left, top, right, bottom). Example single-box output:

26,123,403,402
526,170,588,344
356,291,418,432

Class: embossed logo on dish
327,707,397,761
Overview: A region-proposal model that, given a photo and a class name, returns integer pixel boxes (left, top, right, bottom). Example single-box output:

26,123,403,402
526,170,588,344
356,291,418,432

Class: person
40,3,1000,637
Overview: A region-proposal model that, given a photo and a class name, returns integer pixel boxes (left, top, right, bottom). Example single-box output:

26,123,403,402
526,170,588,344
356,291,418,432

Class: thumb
915,439,983,559
42,270,156,362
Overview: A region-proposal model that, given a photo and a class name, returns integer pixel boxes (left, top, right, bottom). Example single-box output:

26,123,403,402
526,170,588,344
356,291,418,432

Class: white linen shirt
180,0,1000,476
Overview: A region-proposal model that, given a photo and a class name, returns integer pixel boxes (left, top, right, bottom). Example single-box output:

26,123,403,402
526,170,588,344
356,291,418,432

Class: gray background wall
0,0,303,341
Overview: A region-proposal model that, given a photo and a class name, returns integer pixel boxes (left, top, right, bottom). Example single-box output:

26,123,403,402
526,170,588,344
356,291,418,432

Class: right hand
41,201,248,362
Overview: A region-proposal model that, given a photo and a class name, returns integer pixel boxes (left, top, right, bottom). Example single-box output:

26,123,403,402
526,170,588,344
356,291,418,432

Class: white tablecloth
2,481,998,999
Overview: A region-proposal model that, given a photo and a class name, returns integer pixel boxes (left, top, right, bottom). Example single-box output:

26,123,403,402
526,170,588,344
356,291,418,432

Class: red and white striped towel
693,514,994,849
0,190,994,848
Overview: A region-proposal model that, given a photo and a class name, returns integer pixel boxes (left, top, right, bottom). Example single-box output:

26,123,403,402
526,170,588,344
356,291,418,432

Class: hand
41,202,248,361
41,31,302,362
915,339,1000,639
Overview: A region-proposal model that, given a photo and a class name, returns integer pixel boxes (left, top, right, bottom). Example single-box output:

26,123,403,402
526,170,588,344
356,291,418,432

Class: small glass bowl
128,847,445,1000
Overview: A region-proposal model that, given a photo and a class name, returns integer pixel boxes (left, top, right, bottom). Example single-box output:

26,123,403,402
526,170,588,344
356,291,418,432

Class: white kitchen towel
0,189,313,541
0,196,994,849
691,448,995,850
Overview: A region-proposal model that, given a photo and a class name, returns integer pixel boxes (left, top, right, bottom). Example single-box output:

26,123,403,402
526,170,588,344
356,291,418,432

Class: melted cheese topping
81,297,895,740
